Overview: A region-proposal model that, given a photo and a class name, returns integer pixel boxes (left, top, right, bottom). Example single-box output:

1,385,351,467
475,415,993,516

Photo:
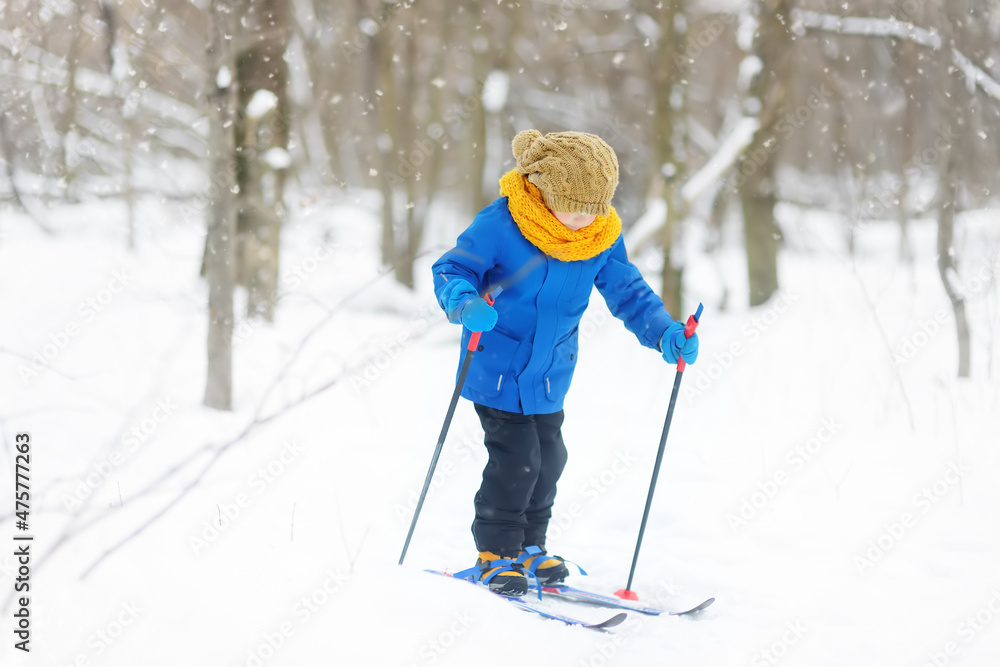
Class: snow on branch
792,9,941,49
951,49,1000,102
0,29,204,128
681,116,759,204
793,9,1000,104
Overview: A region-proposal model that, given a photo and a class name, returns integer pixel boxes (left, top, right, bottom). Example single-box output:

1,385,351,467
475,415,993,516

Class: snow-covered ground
1,193,999,667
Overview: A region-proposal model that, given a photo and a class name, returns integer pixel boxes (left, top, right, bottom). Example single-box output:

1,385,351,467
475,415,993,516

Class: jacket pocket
543,333,579,399
468,329,522,398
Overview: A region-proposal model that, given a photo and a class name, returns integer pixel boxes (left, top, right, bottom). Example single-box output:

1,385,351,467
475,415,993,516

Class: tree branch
793,9,1000,105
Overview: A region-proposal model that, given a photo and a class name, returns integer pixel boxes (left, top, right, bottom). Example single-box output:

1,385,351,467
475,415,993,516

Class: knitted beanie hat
512,129,619,217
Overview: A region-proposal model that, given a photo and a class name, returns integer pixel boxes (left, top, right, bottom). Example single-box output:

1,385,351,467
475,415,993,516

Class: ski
426,570,627,630
537,583,714,617
508,597,627,629
668,597,715,616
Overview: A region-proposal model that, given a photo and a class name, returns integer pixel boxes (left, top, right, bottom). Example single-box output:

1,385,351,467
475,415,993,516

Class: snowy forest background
2,1,1000,666
5,0,1000,399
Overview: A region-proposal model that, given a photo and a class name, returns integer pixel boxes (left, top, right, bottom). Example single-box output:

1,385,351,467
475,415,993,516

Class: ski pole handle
466,292,497,351
676,302,704,373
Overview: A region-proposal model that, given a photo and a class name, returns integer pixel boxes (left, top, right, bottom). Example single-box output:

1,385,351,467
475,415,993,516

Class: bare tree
58,1,82,201
234,0,291,321
368,1,444,289
935,5,972,378
738,0,792,307
203,0,239,410
465,0,494,215
936,159,971,378
100,0,138,250
643,0,687,317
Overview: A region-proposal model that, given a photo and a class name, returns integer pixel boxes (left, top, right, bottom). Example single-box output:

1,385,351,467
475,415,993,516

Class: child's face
552,210,598,230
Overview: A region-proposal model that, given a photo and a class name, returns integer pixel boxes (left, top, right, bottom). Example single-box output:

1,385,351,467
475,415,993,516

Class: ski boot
518,545,571,585
456,551,529,597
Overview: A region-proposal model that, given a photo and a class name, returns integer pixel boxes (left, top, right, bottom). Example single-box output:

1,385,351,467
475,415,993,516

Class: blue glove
441,279,478,324
461,298,497,333
440,279,497,332
660,321,699,365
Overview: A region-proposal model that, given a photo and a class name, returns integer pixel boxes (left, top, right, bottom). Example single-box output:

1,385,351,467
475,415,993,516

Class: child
431,129,699,597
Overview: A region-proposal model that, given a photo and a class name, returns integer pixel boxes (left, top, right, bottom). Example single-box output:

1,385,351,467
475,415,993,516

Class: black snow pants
472,403,569,555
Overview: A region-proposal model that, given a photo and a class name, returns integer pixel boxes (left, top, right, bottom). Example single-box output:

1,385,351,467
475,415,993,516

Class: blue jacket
432,197,675,415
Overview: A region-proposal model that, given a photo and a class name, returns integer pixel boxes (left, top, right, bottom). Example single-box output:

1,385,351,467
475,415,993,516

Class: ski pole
399,291,496,566
616,302,703,600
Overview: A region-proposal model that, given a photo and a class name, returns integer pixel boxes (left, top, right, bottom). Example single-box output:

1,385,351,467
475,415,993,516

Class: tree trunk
103,1,137,250
937,164,971,378
394,16,418,289
660,183,684,317
469,38,491,214
371,2,398,271
235,0,290,322
61,3,82,201
896,39,916,266
740,167,780,306
737,0,792,306
204,0,239,411
649,0,684,317
297,0,338,184
123,111,137,251
933,5,971,378
0,115,29,217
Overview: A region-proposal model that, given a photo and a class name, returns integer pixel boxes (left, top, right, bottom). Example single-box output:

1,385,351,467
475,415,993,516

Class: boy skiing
432,129,699,597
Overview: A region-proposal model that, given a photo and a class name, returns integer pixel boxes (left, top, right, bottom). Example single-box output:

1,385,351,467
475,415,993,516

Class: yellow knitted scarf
499,169,621,262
